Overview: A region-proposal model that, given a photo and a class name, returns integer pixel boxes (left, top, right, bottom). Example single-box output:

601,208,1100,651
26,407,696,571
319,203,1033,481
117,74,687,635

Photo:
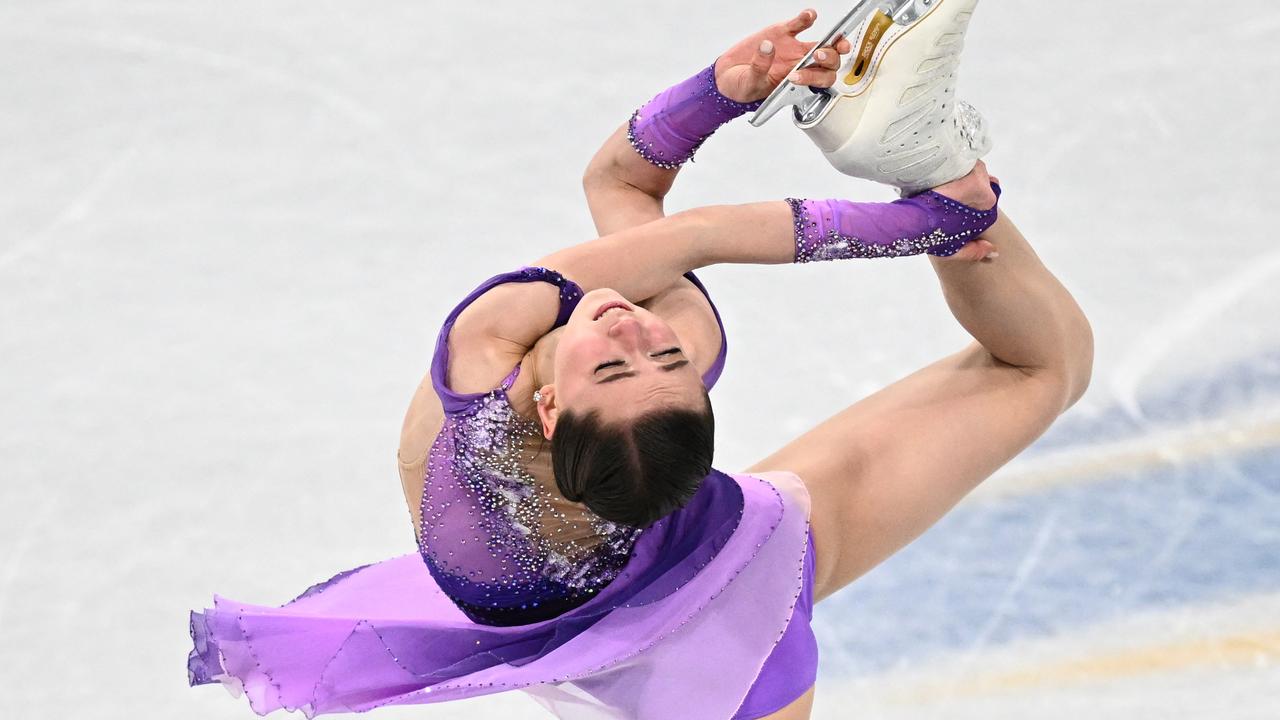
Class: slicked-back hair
550,389,715,529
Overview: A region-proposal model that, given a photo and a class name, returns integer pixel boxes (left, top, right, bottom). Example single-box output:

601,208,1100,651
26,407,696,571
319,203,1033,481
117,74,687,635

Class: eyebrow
596,359,690,384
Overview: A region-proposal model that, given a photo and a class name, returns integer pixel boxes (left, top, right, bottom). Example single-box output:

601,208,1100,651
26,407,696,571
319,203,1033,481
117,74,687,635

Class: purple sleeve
786,182,1003,261
627,61,763,169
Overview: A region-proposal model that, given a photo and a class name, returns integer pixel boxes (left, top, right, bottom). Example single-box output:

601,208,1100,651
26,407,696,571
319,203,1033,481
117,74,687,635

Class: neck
528,327,562,391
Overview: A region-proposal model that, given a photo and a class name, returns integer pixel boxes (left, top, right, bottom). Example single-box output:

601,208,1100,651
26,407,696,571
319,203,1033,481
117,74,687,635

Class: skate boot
749,0,991,196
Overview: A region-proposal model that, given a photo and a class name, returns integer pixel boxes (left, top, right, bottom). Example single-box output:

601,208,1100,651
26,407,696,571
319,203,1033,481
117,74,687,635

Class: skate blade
747,0,939,128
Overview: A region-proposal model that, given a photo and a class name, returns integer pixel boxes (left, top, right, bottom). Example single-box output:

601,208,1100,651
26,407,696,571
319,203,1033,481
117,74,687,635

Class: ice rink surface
2,0,1277,717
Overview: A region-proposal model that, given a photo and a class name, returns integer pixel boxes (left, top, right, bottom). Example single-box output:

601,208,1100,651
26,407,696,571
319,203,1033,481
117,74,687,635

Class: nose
605,313,643,345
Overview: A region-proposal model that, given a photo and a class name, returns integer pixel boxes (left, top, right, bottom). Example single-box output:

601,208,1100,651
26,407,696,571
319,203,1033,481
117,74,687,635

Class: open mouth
592,301,632,321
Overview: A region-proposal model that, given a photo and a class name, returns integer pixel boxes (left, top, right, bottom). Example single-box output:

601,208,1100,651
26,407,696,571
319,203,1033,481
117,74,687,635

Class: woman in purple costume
188,6,1092,719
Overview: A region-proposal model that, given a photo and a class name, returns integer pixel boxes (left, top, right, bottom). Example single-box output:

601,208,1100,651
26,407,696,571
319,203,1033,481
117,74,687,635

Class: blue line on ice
812,441,1280,678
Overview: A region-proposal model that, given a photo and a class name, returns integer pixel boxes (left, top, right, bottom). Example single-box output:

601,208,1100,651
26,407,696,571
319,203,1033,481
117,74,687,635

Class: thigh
744,399,877,605
744,342,1067,604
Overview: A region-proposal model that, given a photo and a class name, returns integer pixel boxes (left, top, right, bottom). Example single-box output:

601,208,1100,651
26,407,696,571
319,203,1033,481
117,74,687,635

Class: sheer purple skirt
188,470,815,719
733,527,818,719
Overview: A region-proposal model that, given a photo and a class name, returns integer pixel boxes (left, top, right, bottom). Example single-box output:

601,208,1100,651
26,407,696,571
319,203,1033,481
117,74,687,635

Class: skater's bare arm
581,124,674,235
449,200,792,348
533,201,791,304
464,168,999,348
580,9,849,237
541,170,1000,303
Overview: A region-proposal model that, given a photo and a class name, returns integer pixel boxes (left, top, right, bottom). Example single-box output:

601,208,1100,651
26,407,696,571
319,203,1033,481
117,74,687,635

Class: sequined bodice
418,267,728,626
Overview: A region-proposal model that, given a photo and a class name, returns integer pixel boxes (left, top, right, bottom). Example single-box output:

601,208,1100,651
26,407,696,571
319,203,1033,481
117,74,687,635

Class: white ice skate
749,0,991,195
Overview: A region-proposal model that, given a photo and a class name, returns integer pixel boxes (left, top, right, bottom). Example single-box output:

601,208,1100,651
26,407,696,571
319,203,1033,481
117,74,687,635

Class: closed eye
596,345,680,368
597,359,688,384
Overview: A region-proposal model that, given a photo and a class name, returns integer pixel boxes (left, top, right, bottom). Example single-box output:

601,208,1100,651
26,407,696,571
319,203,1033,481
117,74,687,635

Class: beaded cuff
627,61,764,170
786,183,1002,262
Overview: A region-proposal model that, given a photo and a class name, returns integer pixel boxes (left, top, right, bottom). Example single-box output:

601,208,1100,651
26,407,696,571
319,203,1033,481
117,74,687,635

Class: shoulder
446,280,563,395
452,280,564,348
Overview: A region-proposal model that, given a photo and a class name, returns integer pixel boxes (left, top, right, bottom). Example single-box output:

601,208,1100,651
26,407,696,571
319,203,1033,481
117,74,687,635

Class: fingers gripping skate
749,0,930,128
750,0,991,195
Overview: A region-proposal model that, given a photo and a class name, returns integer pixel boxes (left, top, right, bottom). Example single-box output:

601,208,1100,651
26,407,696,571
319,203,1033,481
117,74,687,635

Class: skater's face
542,288,705,429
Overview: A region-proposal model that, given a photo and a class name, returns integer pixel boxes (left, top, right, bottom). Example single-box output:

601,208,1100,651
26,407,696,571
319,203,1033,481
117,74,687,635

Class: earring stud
533,390,543,403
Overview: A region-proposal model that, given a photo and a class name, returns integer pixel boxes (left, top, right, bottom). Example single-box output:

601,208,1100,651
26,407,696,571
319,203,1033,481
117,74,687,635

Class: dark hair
550,389,715,529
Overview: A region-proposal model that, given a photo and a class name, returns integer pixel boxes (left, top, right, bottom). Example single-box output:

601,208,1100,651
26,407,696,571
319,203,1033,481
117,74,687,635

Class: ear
535,384,559,440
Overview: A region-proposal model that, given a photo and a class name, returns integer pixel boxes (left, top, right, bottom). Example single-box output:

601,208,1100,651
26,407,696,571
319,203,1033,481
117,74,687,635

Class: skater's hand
714,8,852,104
932,160,1000,263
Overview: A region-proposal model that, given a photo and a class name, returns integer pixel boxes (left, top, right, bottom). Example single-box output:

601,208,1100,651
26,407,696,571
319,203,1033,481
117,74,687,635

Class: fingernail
760,39,773,54
815,50,827,61
985,251,999,259
788,71,801,82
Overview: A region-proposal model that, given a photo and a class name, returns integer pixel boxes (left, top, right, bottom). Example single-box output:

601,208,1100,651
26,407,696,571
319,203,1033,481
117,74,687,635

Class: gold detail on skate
842,11,895,86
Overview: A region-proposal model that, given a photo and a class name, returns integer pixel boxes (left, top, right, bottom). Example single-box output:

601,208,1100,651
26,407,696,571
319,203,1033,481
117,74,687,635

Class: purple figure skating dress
188,266,818,719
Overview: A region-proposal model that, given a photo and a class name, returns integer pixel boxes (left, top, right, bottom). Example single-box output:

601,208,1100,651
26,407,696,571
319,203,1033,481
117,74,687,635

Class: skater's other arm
581,9,849,236
452,203,783,351
460,168,1000,350
581,123,674,235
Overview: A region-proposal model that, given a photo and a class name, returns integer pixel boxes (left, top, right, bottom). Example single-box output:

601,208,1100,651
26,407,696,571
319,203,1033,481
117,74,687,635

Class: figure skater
188,2,1092,718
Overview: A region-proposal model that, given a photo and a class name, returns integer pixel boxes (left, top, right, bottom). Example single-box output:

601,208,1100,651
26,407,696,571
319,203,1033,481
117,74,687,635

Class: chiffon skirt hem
188,470,813,719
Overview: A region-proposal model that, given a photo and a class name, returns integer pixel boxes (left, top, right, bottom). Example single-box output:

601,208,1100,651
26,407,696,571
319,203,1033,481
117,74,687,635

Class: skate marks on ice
1,1,1277,719
1107,246,1280,424
812,591,1280,720
0,125,147,269
0,492,60,642
972,404,1280,503
808,369,1280,718
0,20,386,130
812,438,1280,664
0,20,439,211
